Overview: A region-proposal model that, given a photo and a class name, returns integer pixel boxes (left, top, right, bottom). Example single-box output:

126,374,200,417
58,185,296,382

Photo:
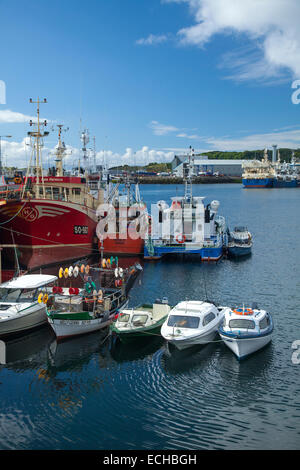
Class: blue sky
0,0,300,167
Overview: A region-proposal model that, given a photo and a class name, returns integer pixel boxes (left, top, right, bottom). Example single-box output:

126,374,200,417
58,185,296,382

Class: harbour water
0,184,299,450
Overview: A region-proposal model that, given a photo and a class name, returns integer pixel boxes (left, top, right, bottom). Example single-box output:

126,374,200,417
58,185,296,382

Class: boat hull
228,245,252,257
48,299,129,341
101,236,144,255
242,178,273,188
0,199,97,269
144,244,223,261
273,179,298,188
0,303,47,338
48,315,114,341
110,317,166,343
219,331,272,359
166,329,218,350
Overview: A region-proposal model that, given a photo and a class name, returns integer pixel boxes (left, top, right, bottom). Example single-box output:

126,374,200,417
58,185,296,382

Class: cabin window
18,288,38,302
229,319,255,330
72,188,81,195
132,314,148,327
202,312,215,326
118,313,130,323
167,315,200,329
0,288,22,302
53,187,60,200
259,315,270,330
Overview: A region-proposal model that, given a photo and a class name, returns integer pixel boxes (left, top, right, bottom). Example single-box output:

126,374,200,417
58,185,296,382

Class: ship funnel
272,145,277,163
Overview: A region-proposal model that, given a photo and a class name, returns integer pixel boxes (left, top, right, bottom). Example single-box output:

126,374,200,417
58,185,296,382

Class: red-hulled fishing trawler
0,98,104,269
97,176,148,256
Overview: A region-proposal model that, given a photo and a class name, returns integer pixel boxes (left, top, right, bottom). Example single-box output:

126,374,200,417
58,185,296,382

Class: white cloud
0,109,36,123
176,132,202,139
149,120,179,135
136,34,169,46
204,127,300,151
0,138,175,169
164,0,300,83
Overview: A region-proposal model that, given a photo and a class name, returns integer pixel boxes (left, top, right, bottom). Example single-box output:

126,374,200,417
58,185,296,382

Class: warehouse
172,156,251,177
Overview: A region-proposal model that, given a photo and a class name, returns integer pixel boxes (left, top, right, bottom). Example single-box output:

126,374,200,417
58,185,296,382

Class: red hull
0,199,97,269
100,235,144,255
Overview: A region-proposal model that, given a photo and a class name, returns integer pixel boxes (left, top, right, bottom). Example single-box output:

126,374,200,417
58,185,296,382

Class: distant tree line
199,148,300,162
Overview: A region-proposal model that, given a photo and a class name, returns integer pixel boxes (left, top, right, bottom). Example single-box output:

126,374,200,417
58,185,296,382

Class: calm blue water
0,184,299,450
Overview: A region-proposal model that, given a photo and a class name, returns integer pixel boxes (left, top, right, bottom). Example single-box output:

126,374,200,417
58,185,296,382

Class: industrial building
171,154,250,177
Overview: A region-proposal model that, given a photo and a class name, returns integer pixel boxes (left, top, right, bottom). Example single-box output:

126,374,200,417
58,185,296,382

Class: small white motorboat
218,304,273,359
0,274,58,338
161,301,230,350
227,226,252,257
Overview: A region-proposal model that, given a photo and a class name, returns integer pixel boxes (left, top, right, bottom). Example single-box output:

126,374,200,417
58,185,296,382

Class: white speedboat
0,274,57,338
160,301,229,350
218,304,273,359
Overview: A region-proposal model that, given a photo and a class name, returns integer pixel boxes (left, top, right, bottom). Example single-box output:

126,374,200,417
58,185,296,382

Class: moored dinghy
218,304,273,359
110,298,171,343
161,300,230,350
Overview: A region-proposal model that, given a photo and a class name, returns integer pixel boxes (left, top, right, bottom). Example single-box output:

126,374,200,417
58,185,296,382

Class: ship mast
54,124,68,177
27,97,49,198
184,146,194,203
80,128,90,175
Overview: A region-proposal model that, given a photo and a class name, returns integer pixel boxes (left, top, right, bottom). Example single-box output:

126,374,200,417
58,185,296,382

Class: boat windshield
167,315,200,329
0,288,37,303
118,313,130,323
229,319,255,330
132,314,148,327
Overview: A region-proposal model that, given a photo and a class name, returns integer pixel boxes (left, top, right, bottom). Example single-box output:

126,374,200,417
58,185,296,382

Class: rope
112,327,225,343
0,225,101,254
100,331,111,345
0,200,28,225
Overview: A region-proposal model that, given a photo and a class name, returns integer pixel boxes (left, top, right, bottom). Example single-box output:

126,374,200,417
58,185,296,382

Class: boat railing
0,184,24,202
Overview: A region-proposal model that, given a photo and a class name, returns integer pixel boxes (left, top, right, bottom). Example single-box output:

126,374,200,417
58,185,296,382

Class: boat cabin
116,302,171,330
166,301,222,331
221,307,272,335
0,274,57,306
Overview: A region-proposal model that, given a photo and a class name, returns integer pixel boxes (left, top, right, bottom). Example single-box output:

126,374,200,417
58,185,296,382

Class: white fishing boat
0,274,57,337
218,304,273,359
46,286,128,341
160,300,229,350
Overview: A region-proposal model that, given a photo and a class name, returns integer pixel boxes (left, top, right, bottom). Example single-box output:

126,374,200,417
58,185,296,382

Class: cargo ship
242,147,299,188
273,151,298,188
242,148,275,188
0,98,104,270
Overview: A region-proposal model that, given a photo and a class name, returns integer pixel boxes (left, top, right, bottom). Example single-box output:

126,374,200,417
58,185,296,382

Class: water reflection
161,342,222,375
0,326,54,366
109,335,164,363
